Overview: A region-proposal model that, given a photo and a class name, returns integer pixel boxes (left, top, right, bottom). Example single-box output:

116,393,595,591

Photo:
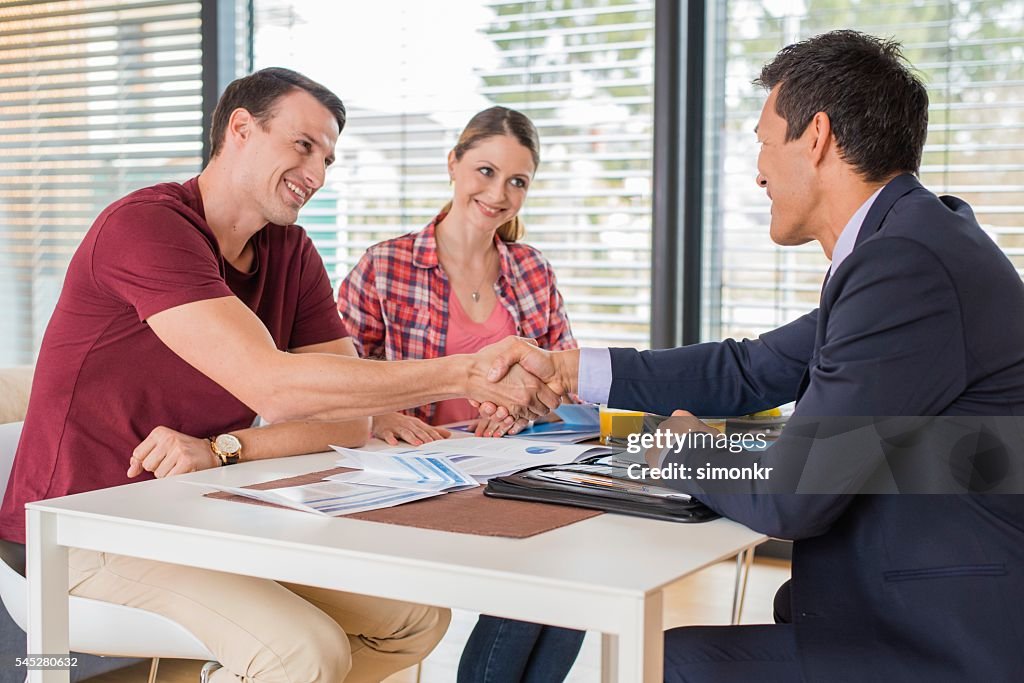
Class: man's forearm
148,297,552,423
260,346,555,424
147,296,484,424
262,353,468,423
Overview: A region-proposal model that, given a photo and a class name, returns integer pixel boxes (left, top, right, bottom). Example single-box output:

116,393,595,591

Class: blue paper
553,403,600,427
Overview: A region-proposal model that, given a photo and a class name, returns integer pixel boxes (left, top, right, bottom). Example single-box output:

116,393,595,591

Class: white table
25,451,765,683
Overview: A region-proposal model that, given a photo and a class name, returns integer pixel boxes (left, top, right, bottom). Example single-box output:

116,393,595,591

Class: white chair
0,421,214,683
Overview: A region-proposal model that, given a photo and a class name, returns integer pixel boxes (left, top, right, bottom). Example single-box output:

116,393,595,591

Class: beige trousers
68,549,450,683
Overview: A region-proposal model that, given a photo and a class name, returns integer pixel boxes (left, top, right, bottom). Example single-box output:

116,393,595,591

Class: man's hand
465,338,563,421
473,339,579,421
644,410,718,466
372,412,451,446
128,426,219,478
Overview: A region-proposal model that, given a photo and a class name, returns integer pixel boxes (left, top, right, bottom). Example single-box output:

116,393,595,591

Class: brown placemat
204,467,602,538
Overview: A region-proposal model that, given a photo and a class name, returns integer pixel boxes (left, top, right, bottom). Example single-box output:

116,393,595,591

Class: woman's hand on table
472,416,528,438
372,412,452,446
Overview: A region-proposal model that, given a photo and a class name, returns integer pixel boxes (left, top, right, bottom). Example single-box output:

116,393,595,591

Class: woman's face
447,134,535,232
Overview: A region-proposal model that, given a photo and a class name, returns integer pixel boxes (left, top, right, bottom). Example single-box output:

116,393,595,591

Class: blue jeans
457,615,585,682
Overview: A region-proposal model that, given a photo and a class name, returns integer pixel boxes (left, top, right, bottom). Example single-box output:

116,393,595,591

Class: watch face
215,434,242,454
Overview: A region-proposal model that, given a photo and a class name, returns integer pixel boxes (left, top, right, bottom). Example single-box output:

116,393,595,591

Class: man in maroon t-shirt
0,68,561,682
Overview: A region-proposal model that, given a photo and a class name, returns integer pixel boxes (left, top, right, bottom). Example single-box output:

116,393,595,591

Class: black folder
484,454,718,523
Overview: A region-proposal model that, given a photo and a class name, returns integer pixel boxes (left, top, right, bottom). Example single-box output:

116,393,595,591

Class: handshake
462,337,581,431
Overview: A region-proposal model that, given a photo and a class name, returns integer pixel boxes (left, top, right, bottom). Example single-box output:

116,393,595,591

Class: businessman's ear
806,111,832,168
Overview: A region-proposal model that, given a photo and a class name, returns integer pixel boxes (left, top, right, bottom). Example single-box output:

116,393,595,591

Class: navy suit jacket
608,175,1024,681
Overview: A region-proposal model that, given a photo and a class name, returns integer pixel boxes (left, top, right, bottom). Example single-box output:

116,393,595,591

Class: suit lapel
796,268,831,401
796,175,923,403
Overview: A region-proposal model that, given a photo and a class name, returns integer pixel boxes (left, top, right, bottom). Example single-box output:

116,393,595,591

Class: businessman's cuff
577,347,612,405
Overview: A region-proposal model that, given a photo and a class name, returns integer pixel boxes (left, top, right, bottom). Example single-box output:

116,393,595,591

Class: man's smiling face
238,88,339,227
755,87,820,247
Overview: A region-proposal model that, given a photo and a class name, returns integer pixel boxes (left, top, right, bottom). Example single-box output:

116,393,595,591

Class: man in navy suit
483,30,1024,681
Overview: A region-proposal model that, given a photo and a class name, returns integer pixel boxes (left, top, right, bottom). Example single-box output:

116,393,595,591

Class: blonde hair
446,106,539,243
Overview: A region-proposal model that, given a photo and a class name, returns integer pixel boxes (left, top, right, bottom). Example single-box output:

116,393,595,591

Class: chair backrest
0,421,27,621
0,421,24,498
0,420,213,659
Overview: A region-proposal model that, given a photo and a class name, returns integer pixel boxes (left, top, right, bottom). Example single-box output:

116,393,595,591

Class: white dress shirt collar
829,186,884,276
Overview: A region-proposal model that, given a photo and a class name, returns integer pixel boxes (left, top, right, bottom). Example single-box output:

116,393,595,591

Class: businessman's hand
128,426,219,478
645,410,718,466
466,338,562,421
475,339,579,420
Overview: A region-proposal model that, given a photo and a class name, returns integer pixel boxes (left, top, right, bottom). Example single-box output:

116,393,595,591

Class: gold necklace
436,231,495,303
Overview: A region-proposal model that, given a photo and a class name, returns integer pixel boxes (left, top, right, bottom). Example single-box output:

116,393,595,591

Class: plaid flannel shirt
337,215,577,425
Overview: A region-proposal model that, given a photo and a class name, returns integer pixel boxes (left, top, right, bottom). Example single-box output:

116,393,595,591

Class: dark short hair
755,30,929,183
209,67,346,158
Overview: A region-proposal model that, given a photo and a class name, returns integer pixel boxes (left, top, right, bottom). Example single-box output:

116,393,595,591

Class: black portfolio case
484,454,718,523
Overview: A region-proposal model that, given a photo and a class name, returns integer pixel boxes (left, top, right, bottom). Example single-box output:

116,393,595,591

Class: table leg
730,545,755,625
601,592,663,683
26,509,70,683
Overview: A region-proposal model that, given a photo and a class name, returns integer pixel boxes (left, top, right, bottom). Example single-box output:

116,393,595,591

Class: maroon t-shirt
0,177,345,543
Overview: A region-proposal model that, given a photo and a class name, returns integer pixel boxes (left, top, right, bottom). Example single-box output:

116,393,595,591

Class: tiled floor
87,557,790,682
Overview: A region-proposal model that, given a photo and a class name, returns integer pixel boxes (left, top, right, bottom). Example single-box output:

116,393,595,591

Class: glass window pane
0,0,211,365
702,0,1024,342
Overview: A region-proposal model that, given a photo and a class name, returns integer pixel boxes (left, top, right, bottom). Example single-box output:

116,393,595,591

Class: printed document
329,447,478,492
192,480,440,516
337,437,614,481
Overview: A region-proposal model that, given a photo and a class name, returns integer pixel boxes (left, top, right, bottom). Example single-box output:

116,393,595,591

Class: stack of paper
196,433,613,517
350,437,613,481
196,450,478,517
330,448,478,491
193,479,441,516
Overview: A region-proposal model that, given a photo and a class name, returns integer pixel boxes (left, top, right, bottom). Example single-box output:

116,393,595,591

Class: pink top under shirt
433,292,517,425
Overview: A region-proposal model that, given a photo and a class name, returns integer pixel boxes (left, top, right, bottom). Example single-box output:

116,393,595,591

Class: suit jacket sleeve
658,237,967,539
607,310,817,416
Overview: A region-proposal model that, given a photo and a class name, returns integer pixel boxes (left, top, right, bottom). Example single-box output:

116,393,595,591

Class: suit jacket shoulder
822,175,1024,415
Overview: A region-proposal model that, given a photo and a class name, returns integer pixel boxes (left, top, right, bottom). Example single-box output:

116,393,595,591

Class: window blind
702,0,1024,342
0,0,205,364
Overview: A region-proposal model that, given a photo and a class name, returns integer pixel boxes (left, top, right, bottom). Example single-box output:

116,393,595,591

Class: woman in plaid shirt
337,107,584,681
